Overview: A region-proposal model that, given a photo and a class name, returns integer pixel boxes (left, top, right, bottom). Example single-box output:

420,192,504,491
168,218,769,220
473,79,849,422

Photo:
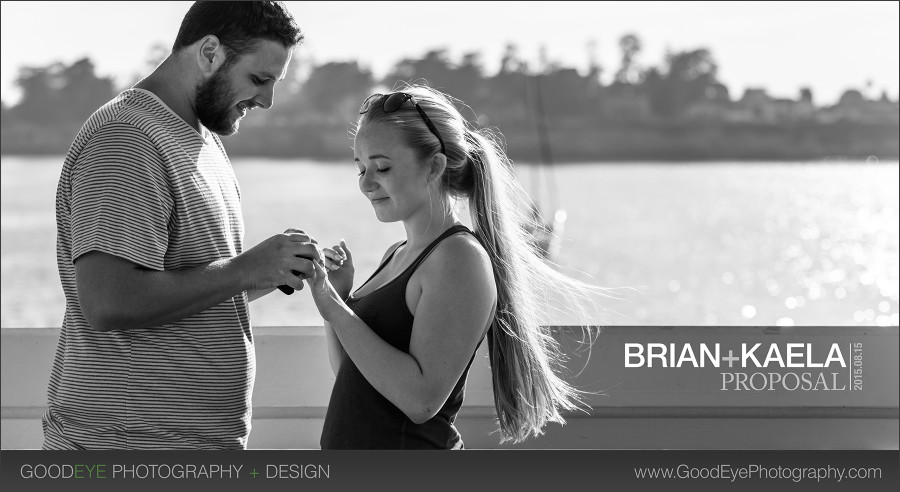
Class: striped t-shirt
44,88,253,449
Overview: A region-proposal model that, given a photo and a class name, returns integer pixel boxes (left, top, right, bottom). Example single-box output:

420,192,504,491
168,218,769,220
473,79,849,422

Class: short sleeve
70,121,173,270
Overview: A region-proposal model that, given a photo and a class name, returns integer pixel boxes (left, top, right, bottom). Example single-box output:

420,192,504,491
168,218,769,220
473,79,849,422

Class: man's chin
218,125,240,137
208,120,240,137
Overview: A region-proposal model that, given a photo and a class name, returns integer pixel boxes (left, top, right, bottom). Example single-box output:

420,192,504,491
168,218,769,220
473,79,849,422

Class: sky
1,1,898,106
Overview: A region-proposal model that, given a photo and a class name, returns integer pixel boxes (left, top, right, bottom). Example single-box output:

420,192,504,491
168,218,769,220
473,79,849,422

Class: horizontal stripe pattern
45,89,253,450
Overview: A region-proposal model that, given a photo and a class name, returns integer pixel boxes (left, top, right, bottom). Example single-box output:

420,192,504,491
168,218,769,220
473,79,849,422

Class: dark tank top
320,225,484,449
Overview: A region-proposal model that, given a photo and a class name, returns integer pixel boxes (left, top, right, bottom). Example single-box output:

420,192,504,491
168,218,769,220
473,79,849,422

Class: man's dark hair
172,1,304,67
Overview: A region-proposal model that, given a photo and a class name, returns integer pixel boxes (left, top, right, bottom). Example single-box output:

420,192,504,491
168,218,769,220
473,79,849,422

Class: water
2,156,898,328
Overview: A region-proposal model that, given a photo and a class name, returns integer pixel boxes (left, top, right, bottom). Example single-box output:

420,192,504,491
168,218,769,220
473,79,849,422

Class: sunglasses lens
359,93,382,114
383,93,409,113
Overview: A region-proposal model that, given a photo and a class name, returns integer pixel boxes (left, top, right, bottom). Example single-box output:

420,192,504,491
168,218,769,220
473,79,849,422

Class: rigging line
532,74,560,214
524,74,540,212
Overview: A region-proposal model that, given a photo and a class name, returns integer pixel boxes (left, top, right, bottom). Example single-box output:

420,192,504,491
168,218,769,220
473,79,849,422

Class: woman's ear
427,152,447,186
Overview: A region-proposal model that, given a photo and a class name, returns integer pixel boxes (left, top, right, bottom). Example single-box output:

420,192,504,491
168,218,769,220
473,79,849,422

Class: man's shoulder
86,90,170,135
70,90,182,155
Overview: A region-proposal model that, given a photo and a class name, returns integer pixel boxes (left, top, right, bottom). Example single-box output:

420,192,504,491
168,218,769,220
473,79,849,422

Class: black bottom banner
1,450,898,492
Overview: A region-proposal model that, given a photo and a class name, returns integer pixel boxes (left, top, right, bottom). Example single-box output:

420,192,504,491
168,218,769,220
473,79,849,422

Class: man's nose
256,84,275,109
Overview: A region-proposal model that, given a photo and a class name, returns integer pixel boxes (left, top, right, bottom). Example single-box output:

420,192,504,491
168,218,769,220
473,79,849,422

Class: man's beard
195,64,241,136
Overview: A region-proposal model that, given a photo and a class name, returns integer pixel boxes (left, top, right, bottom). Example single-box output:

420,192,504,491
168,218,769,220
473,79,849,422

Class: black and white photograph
1,1,897,491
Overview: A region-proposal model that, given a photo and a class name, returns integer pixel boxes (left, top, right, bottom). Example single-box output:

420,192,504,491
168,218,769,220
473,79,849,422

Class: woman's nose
359,170,377,191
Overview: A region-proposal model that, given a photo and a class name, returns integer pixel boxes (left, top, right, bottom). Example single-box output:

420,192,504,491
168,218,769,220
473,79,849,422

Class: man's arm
75,234,319,332
248,288,277,302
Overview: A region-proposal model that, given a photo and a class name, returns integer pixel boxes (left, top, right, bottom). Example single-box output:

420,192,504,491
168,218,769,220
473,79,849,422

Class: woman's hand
305,240,353,321
305,258,345,322
321,240,355,301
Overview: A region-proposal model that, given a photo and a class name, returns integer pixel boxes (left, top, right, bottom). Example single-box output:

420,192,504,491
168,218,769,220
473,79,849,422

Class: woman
308,84,599,449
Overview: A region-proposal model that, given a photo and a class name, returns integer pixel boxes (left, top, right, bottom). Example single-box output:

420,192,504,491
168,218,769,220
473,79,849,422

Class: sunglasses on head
359,92,446,155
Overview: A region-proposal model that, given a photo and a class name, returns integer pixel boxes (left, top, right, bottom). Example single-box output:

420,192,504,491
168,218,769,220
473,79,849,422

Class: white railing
2,326,897,449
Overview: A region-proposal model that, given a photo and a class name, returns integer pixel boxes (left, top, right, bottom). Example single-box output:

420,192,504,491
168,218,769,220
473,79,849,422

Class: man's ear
427,152,447,186
196,35,226,75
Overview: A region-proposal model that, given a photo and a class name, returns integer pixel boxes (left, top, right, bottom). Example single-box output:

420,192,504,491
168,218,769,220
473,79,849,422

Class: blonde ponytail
465,127,588,442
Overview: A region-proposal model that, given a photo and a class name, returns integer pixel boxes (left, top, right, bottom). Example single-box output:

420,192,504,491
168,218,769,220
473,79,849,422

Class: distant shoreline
5,120,896,163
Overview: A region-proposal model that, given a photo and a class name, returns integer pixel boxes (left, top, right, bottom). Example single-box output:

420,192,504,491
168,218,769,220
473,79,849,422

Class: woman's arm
315,235,496,423
323,320,347,376
322,240,398,377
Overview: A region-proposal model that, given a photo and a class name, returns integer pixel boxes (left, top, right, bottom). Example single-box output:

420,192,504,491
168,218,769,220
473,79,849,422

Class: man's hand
234,228,322,292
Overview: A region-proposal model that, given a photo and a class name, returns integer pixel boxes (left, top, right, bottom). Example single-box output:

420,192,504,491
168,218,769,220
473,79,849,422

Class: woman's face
354,122,432,223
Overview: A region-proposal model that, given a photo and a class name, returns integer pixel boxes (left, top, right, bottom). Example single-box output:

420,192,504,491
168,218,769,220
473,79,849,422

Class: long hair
356,83,603,443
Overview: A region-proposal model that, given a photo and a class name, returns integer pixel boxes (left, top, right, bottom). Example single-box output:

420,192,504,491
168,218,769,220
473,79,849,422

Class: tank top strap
406,224,475,274
371,240,407,278
352,240,406,296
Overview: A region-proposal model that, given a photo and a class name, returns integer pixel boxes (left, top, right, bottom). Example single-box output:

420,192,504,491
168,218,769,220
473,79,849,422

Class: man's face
195,39,293,136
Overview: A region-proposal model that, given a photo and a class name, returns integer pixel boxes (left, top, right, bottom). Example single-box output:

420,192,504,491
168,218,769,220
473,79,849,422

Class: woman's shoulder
421,231,493,282
410,230,497,313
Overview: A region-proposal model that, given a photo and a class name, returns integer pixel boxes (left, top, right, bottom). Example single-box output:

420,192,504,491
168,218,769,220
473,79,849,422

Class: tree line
2,35,897,161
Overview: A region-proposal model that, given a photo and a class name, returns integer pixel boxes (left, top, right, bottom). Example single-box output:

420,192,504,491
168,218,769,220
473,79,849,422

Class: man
44,1,314,449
